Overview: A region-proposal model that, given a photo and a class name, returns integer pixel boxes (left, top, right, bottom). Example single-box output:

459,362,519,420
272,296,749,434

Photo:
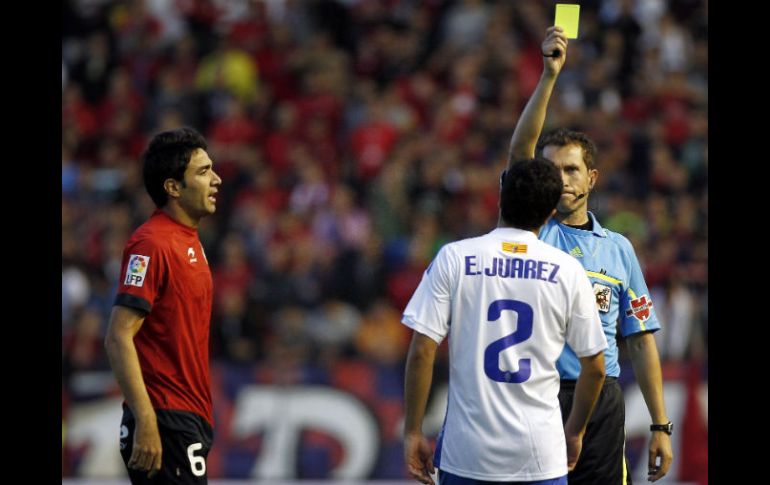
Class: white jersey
402,227,606,481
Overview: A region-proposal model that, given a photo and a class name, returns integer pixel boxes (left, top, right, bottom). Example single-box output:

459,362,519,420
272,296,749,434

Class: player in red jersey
105,127,222,484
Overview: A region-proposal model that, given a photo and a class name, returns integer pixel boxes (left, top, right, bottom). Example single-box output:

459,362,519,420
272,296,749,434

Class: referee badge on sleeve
124,254,150,287
625,294,653,321
593,283,611,313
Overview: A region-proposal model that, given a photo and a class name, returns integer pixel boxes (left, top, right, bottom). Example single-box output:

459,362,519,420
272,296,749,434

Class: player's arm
564,351,605,470
507,27,569,166
627,331,673,482
404,332,439,485
104,305,162,478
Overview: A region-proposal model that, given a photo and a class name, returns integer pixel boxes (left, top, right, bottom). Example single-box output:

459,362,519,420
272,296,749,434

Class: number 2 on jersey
483,299,533,383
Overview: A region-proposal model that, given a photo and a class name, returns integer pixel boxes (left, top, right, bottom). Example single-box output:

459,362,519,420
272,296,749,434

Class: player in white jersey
402,158,607,485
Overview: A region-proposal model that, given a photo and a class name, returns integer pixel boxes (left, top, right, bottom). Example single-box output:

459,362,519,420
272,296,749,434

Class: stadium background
61,0,707,483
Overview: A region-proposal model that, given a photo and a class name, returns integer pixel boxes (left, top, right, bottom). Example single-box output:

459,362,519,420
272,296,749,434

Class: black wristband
649,421,673,435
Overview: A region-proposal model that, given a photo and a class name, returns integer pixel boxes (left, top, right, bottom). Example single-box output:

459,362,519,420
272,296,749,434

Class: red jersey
114,209,214,426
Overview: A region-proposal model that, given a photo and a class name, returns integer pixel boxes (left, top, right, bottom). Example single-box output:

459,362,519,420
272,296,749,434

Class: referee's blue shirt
539,212,661,380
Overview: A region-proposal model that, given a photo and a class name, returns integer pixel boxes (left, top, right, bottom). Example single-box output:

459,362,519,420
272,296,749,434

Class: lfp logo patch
125,254,149,287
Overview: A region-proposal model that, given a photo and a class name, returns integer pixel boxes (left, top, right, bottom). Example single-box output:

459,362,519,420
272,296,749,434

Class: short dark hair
143,127,208,208
536,128,597,170
500,157,562,230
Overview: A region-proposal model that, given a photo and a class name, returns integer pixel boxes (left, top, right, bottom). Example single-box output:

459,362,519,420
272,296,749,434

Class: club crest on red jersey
625,294,653,321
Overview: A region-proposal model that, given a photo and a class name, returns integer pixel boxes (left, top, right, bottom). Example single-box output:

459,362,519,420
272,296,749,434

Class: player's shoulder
126,216,175,251
443,231,509,258
446,233,487,251
433,237,473,263
430,233,494,266
534,238,584,272
533,237,569,259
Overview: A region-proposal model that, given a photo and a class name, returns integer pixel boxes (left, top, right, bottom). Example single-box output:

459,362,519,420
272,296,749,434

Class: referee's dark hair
500,157,562,231
143,127,208,208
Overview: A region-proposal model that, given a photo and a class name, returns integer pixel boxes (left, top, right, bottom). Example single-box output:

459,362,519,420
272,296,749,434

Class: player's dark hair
536,127,597,170
143,127,208,208
500,157,562,230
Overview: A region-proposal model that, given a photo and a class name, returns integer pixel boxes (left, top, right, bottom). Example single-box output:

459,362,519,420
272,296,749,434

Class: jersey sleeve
113,237,167,314
617,236,661,337
566,265,607,357
401,245,456,344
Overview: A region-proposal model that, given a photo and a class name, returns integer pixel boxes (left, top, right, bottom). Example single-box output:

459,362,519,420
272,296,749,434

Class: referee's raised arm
508,27,569,168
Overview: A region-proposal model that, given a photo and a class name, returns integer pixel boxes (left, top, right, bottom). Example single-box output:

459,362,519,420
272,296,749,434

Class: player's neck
163,204,200,229
496,217,539,236
555,208,590,226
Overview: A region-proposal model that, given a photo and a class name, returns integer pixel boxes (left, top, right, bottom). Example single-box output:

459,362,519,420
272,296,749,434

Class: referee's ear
588,169,598,191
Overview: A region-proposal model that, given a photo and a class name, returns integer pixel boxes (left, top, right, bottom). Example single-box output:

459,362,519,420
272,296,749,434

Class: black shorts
559,377,632,485
119,405,214,485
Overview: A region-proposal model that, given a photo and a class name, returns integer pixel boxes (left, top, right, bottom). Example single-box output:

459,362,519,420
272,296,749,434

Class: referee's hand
541,26,568,76
129,419,163,478
404,432,435,485
647,432,673,481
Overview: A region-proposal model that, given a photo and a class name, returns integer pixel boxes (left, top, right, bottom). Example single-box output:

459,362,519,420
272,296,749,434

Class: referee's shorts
559,376,632,485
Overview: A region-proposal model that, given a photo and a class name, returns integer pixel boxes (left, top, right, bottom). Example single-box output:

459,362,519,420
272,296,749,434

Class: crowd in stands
62,0,707,404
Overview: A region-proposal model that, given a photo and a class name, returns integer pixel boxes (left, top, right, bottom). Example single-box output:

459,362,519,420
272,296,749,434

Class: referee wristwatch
650,421,673,435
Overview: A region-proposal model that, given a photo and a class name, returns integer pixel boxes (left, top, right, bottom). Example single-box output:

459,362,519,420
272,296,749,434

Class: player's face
542,144,597,216
178,148,222,218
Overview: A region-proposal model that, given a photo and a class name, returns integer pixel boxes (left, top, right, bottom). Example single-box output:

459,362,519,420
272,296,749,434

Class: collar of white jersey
489,226,540,240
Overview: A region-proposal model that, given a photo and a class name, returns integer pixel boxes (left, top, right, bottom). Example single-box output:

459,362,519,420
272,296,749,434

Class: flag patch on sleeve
124,254,150,287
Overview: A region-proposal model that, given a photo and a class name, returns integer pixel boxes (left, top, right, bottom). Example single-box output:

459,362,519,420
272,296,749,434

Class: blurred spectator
441,0,491,51
146,66,200,130
355,299,410,365
195,37,260,119
62,84,100,145
68,30,117,104
652,280,697,362
63,306,110,381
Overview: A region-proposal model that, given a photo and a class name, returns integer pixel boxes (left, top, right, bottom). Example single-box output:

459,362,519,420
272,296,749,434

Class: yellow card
555,4,580,39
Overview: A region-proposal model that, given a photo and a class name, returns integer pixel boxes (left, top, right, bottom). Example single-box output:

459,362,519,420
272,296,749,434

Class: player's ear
588,169,598,190
164,178,183,199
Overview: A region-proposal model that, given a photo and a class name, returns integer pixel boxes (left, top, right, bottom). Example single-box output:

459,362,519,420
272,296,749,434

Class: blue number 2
483,299,533,383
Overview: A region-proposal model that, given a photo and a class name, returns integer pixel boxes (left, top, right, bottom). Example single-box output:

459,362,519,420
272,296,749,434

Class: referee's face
542,144,597,216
